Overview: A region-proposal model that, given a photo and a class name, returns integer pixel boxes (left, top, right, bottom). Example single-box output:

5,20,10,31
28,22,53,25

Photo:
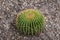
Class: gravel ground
0,0,60,40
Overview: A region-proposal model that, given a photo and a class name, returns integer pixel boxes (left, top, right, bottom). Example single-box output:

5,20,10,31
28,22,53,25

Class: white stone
12,36,15,39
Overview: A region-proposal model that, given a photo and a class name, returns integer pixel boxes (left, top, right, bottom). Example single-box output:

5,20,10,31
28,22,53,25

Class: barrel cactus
16,9,44,35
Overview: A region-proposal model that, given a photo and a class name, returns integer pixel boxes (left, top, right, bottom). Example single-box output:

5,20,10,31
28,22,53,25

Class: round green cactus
16,9,44,35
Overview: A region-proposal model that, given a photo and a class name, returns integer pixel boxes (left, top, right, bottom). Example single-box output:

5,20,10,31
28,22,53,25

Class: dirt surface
0,0,60,40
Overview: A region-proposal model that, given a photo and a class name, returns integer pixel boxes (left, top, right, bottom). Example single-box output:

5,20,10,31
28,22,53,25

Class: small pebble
0,30,1,33
12,36,15,39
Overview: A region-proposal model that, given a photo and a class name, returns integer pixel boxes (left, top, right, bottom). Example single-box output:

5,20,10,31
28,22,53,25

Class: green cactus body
16,9,44,35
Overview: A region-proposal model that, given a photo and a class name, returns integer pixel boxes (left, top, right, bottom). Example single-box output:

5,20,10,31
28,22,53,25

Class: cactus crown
16,9,44,35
